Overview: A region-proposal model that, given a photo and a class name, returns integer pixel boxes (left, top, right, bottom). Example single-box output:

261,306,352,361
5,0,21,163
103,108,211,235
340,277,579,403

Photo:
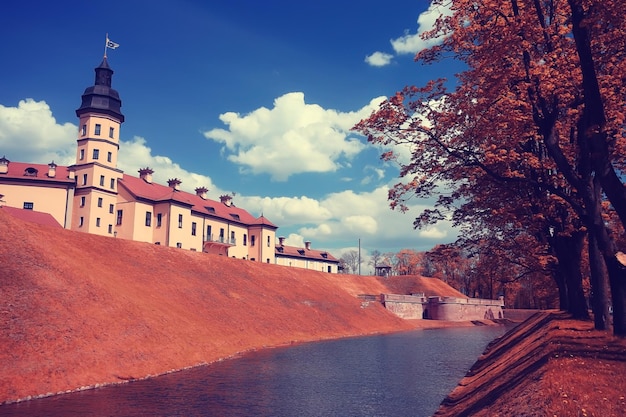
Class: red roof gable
275,244,339,263
1,206,62,228
0,161,74,184
118,174,266,226
252,215,277,229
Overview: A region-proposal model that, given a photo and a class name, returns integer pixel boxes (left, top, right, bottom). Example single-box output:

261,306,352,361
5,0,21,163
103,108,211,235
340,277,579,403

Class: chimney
195,186,209,200
139,167,154,184
305,241,311,250
0,156,9,174
278,236,285,246
167,178,181,191
220,194,232,207
47,161,57,178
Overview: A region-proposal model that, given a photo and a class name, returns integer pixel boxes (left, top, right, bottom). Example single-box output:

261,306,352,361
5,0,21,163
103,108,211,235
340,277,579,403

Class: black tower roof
76,57,124,122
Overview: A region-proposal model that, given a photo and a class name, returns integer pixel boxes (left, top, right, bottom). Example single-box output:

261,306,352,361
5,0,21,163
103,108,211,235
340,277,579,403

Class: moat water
0,326,507,417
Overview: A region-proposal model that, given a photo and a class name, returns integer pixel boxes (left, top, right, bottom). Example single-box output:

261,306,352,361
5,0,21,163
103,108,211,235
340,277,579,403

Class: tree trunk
550,232,589,320
587,230,611,330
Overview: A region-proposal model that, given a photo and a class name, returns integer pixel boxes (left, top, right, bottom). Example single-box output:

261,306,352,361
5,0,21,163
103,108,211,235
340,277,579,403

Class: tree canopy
355,0,626,334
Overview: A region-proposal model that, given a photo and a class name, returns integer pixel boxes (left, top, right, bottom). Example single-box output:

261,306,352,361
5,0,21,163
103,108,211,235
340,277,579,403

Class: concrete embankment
0,210,462,404
433,311,626,416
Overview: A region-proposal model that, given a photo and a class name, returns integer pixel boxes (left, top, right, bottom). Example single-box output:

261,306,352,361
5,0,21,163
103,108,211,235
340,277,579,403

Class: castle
0,56,339,273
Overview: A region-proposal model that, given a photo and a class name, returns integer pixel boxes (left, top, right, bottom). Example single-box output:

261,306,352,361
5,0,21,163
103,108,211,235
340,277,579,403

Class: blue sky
0,0,460,264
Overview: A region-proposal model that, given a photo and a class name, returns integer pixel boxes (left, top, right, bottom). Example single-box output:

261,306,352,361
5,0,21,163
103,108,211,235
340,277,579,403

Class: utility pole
358,238,361,275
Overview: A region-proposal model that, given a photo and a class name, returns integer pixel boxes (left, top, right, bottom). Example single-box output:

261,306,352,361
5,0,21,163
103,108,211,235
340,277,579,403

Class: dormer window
230,214,240,221
24,167,38,177
206,206,215,214
297,249,305,255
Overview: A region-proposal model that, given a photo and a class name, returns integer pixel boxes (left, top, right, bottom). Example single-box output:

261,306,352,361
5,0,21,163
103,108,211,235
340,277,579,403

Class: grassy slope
0,210,461,403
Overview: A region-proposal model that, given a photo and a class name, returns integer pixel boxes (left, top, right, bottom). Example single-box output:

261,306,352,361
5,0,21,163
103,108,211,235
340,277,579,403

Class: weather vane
104,33,120,58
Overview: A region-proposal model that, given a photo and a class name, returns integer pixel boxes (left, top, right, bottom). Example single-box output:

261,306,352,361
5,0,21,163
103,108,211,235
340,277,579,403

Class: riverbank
434,311,626,417
0,210,466,405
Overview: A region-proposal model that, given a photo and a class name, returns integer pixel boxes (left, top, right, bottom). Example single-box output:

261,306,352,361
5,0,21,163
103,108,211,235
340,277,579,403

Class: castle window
79,149,84,160
99,175,105,186
219,228,224,242
251,235,255,246
23,202,34,210
107,152,112,162
230,231,235,244
82,174,88,185
267,236,270,247
176,242,182,248
93,149,99,160
109,204,114,214
81,125,86,136
96,217,101,227
156,213,162,227
24,167,38,176
116,209,123,225
80,196,86,207
191,222,197,236
108,224,113,234
206,225,212,240
79,216,84,227
145,211,151,227
97,197,103,207
178,214,183,228
243,234,247,246
95,124,101,135
109,127,114,138
267,258,270,263
110,178,115,189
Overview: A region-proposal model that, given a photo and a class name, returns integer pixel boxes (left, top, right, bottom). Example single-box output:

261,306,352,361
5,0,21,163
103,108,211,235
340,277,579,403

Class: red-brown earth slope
0,210,461,404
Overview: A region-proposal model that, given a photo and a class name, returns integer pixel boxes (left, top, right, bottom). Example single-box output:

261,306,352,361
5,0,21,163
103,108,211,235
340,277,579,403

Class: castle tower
71,57,124,236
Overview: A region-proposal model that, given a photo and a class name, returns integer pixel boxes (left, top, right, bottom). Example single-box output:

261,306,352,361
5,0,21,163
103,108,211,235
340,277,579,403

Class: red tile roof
0,161,74,184
275,244,339,263
118,174,273,227
0,206,62,228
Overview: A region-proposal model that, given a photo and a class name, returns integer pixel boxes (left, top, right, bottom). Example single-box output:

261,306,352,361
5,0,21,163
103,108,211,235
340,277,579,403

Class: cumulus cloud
0,99,77,164
365,51,394,67
203,92,385,181
365,1,454,66
391,2,454,55
119,137,219,196
241,185,457,254
0,99,222,199
0,98,457,255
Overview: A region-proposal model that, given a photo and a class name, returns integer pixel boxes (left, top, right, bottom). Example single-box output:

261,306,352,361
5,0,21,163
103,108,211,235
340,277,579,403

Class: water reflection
1,326,507,417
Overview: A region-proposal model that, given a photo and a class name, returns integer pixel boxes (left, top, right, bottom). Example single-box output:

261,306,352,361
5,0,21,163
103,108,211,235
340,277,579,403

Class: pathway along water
1,326,507,417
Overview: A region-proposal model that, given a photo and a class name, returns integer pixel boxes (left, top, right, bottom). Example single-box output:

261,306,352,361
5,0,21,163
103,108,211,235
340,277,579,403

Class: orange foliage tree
355,0,626,333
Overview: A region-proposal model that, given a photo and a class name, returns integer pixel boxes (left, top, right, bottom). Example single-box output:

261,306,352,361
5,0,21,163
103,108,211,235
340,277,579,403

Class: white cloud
119,136,219,197
364,1,454,64
0,98,457,255
391,2,453,55
0,99,77,165
365,51,394,67
203,92,385,181
0,99,222,200
242,185,457,253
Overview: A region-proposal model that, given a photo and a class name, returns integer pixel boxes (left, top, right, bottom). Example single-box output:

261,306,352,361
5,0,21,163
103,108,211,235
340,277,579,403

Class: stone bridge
367,293,505,321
